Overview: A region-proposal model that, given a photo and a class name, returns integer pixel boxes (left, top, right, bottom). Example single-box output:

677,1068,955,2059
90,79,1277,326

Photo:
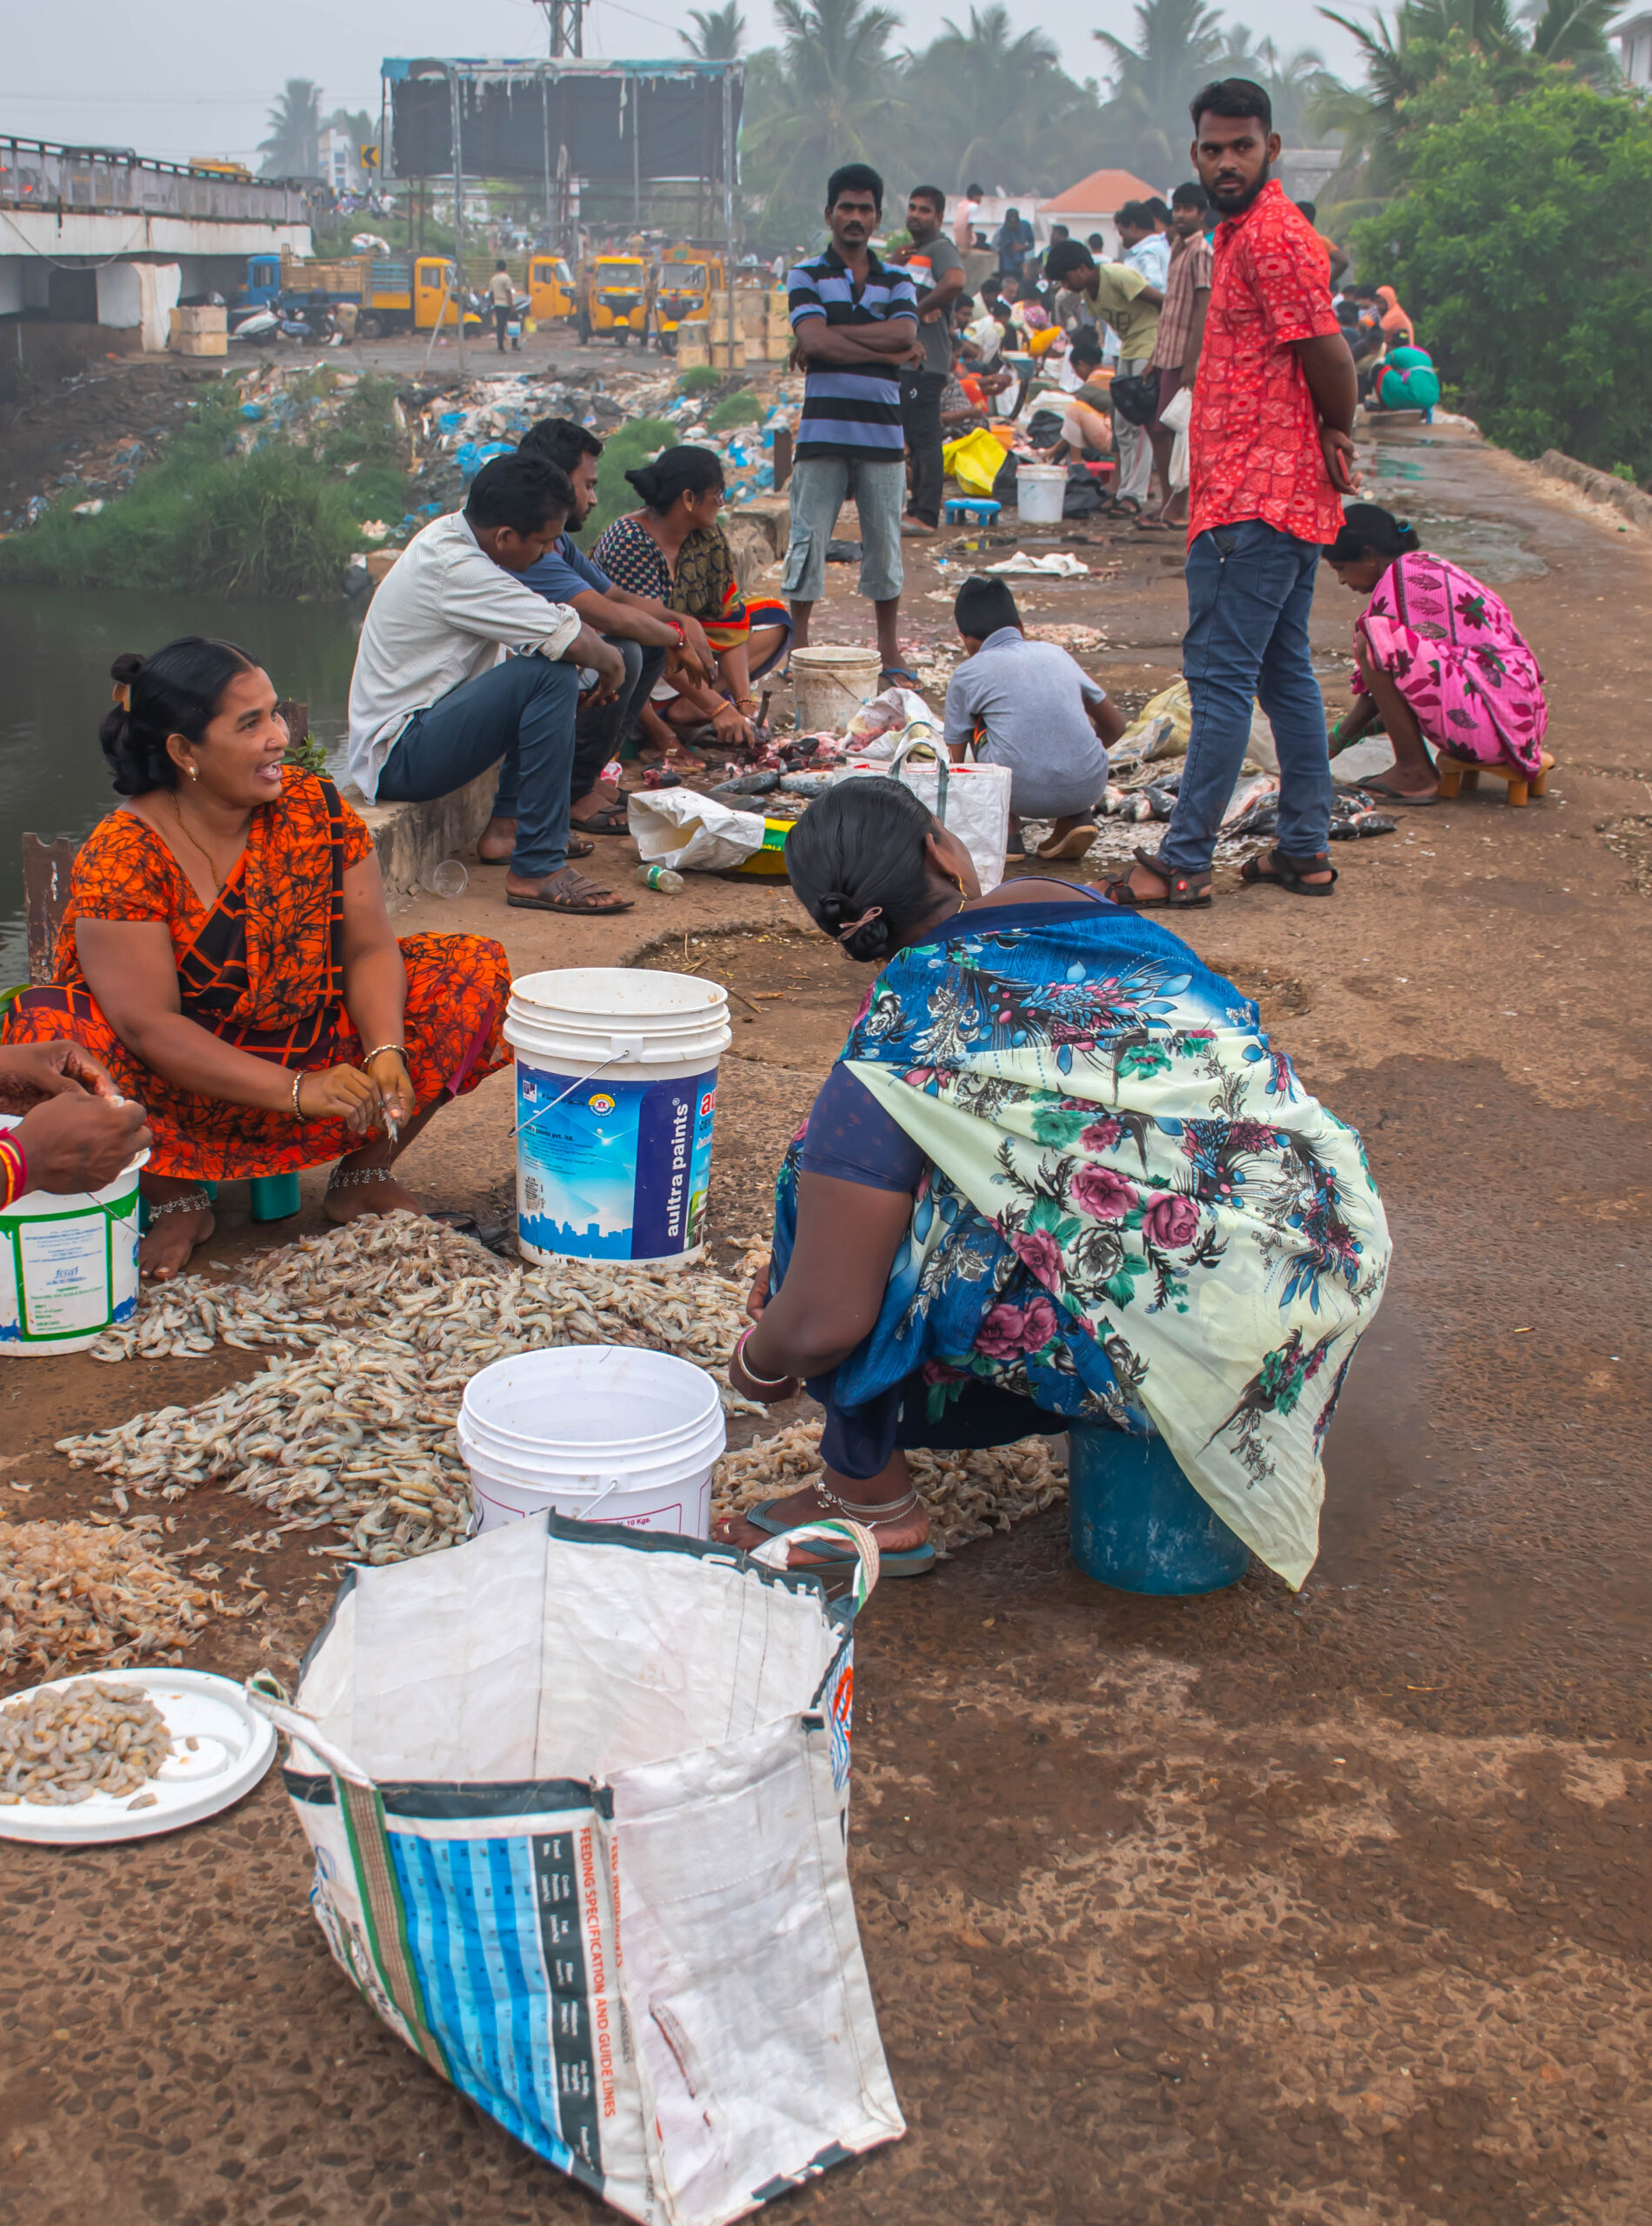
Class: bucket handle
749,1519,881,1615
512,1046,629,1137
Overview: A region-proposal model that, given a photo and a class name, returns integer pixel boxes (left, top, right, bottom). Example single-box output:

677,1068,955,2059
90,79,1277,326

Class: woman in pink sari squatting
1324,502,1549,806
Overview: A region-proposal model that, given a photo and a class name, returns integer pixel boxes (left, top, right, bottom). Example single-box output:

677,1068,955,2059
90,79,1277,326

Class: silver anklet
147,1189,212,1219
814,1481,922,1522
328,1164,397,1191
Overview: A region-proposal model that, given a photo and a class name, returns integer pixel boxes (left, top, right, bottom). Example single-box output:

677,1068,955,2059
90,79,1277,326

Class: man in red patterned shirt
1110,77,1357,909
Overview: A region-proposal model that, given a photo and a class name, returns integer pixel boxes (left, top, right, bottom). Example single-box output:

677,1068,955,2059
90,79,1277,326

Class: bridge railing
0,137,313,223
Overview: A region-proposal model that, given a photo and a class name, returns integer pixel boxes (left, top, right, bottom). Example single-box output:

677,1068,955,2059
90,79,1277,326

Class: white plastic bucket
790,644,882,733
504,967,731,1268
458,1345,727,1536
1016,464,1067,525
0,1116,147,1356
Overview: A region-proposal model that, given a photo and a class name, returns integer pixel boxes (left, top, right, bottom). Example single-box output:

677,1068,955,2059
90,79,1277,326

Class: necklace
169,793,243,896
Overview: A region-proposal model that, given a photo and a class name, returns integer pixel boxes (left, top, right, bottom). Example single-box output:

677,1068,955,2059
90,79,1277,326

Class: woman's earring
188,764,199,782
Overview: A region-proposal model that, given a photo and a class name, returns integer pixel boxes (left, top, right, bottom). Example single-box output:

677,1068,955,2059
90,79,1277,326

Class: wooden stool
1436,750,1554,809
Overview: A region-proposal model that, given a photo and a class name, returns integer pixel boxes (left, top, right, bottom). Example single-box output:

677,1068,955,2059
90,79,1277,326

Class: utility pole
536,0,586,56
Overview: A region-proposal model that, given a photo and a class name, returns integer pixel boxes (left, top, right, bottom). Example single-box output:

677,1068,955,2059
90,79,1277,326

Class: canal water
1,586,361,986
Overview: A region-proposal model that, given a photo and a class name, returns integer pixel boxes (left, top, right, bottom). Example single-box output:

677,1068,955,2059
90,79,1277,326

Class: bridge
0,136,313,340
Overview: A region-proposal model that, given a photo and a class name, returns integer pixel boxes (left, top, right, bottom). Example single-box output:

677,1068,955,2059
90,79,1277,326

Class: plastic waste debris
635,863,686,893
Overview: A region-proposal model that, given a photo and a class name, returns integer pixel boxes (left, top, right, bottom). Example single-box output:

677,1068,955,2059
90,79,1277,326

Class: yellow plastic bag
943,427,1009,497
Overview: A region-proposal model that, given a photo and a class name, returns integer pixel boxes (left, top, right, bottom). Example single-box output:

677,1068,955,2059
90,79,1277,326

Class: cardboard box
169,304,228,337
171,330,228,357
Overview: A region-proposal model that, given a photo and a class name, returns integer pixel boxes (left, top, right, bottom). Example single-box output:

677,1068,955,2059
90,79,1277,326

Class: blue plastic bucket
1067,1421,1250,1595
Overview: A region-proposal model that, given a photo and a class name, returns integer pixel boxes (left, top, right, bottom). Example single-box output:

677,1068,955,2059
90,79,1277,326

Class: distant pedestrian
1143,180,1214,527
1043,238,1163,517
995,206,1035,285
488,260,515,352
896,183,965,537
1295,200,1350,286
1109,77,1357,910
1116,200,1169,290
953,181,986,251
784,163,923,687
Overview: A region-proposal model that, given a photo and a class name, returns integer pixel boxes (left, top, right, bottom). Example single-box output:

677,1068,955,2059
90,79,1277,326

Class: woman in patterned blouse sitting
593,446,791,762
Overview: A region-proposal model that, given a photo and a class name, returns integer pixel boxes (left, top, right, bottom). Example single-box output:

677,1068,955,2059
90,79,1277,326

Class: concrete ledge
346,762,501,896
1538,450,1652,533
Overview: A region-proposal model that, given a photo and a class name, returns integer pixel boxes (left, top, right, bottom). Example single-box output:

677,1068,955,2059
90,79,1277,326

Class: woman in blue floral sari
723,778,1390,1583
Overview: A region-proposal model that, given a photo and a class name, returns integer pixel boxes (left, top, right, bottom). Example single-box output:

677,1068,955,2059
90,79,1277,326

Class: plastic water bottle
635,863,685,894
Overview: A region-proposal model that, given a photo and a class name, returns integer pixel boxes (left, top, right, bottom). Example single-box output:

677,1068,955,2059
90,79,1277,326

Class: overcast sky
8,0,1364,169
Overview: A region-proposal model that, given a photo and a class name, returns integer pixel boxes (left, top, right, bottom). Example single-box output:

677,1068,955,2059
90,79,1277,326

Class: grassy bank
0,372,409,599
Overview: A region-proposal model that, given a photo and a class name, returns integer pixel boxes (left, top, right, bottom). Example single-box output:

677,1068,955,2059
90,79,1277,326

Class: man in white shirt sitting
347,452,631,916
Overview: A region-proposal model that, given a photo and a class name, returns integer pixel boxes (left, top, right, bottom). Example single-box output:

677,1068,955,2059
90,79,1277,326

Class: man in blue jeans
1109,77,1357,910
347,452,631,916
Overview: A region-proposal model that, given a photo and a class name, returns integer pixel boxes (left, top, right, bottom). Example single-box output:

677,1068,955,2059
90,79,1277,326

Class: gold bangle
363,1043,407,1066
290,1069,308,1120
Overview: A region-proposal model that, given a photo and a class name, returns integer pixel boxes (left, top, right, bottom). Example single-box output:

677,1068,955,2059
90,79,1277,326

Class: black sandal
1239,848,1338,896
1102,846,1212,910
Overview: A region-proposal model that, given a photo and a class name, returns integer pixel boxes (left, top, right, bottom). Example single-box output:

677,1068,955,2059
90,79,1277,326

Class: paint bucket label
1,1190,138,1346
515,1060,716,1263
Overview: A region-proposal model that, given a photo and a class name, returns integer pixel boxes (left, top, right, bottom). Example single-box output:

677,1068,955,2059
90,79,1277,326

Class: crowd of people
0,75,1545,1490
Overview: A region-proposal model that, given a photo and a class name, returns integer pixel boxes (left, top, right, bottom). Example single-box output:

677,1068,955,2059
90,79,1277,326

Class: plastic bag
254,1514,903,2226
943,426,1012,496
844,685,934,762
627,788,766,873
838,734,1012,893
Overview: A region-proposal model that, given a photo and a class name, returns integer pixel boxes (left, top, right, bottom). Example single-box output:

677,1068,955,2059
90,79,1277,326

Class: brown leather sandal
1238,848,1338,896
506,866,634,915
1102,846,1213,909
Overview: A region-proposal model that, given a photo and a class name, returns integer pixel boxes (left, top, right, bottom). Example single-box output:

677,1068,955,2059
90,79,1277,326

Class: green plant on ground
1611,462,1638,484
0,376,406,598
707,391,765,432
676,364,723,396
1352,82,1652,480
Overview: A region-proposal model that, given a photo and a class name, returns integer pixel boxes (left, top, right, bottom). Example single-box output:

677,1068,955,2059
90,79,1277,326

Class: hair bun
110,650,147,686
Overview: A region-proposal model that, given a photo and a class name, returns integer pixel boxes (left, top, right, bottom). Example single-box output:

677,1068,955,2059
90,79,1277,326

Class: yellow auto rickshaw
576,255,649,345
650,259,709,354
528,255,577,324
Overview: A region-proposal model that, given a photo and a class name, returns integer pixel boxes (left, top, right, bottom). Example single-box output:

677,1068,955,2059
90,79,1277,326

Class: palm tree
259,79,323,180
1094,0,1230,182
1219,30,1342,142
741,0,908,232
905,6,1093,193
1525,0,1618,77
681,3,747,59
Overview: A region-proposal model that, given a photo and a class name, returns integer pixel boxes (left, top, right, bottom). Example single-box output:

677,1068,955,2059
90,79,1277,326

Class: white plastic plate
0,1669,277,1844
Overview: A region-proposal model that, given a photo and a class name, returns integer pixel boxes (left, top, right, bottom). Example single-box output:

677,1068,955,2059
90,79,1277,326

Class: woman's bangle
363,1043,408,1066
735,1327,795,1391
0,1133,29,1210
290,1069,308,1121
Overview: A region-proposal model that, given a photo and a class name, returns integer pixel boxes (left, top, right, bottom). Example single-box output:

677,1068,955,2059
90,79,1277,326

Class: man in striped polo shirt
784,163,923,685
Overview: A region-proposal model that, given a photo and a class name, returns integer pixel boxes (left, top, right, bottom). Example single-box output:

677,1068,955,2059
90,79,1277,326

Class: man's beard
1208,159,1270,217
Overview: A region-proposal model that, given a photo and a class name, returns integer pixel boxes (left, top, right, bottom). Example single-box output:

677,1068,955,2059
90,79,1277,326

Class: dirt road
3,422,1649,2226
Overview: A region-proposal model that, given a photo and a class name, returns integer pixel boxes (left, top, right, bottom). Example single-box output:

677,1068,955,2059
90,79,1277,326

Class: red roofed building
1038,168,1162,261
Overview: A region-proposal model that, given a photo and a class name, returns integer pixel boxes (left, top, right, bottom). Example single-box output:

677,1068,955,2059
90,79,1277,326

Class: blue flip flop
741,1498,936,1578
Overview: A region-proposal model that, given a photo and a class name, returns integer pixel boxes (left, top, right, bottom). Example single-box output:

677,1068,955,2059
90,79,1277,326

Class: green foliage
1353,82,1652,476
739,0,908,240
0,377,403,599
676,363,723,396
681,3,746,57
1611,462,1639,483
1093,0,1229,181
707,391,766,431
259,77,322,180
575,418,681,545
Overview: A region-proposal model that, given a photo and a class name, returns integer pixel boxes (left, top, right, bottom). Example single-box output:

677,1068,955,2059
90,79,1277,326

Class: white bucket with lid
1015,463,1068,525
458,1345,726,1536
504,967,731,1267
789,644,882,733
0,1115,147,1356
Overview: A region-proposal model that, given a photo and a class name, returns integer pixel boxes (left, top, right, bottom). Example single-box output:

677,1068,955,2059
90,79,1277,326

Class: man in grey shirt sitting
942,575,1127,862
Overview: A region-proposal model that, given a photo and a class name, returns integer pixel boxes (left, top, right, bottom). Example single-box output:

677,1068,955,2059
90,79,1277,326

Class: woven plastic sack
251,1514,902,2225
836,732,1012,893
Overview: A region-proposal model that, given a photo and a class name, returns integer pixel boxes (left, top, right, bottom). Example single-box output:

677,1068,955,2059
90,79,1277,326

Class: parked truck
237,250,474,335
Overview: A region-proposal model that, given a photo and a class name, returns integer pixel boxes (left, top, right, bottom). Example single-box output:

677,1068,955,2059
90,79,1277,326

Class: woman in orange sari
3,638,511,1279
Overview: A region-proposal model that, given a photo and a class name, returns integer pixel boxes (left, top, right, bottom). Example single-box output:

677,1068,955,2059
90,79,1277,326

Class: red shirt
1189,180,1343,547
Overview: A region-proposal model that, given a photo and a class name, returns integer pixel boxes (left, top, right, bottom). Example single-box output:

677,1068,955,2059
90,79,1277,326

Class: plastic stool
943,497,1002,526
250,1172,303,1222
1067,1421,1250,1595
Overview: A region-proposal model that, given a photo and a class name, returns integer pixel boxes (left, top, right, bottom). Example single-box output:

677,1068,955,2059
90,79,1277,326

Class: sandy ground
3,409,1651,2226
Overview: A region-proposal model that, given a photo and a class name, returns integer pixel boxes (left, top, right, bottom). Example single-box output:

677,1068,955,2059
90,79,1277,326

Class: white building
1609,7,1652,81
318,127,366,198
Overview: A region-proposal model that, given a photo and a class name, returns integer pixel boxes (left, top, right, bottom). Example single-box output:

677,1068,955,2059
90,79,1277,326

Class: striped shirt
788,245,918,461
